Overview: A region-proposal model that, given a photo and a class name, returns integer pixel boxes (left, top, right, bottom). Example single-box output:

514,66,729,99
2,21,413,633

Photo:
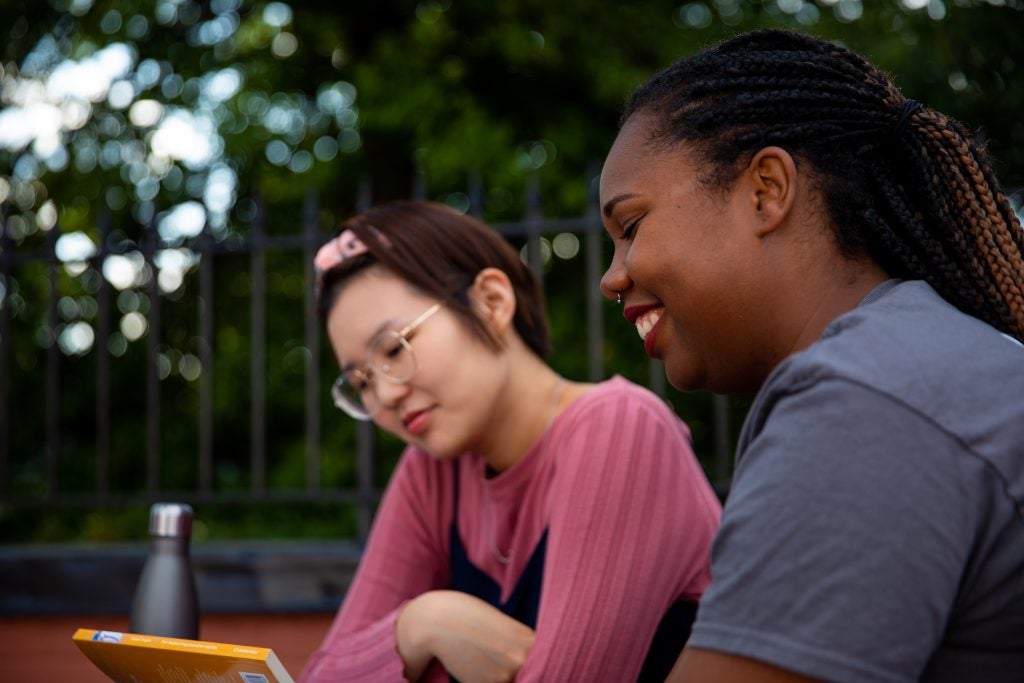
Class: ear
744,146,798,238
468,267,517,338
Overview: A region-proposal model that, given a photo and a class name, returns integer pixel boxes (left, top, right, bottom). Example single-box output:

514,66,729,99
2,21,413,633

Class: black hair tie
894,99,922,137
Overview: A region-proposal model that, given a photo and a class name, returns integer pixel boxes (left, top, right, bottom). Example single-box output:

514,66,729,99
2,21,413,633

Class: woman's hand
396,590,535,683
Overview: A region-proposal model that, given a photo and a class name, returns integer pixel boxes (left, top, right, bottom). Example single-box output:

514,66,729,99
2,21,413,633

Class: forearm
396,590,535,683
301,607,407,682
666,647,823,683
395,594,437,681
303,451,449,682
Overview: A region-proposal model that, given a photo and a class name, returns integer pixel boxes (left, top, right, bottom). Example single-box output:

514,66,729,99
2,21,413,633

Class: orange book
73,628,294,683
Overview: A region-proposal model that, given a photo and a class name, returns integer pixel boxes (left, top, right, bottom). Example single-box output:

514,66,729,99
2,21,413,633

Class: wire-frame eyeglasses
331,303,442,420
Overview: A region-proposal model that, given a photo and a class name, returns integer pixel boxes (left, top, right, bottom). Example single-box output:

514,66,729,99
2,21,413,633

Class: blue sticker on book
93,631,124,643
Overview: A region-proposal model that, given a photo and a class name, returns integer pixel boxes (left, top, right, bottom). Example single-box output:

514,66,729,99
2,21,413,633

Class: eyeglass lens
333,330,417,419
331,303,440,420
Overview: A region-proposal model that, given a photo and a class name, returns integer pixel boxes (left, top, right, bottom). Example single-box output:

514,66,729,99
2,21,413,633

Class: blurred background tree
1,0,1022,543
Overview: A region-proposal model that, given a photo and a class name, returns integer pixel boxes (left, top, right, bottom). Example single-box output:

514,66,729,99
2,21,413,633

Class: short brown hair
317,200,550,358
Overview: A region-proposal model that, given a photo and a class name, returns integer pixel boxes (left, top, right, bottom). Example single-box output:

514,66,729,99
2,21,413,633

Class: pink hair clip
314,229,371,277
314,226,394,290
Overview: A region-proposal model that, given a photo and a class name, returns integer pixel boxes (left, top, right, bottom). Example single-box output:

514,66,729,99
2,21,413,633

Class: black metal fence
0,172,736,541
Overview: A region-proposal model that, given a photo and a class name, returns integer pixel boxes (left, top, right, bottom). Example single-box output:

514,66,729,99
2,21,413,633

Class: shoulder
551,376,697,475
785,279,1024,393
752,280,1024,460
560,375,688,433
544,378,718,528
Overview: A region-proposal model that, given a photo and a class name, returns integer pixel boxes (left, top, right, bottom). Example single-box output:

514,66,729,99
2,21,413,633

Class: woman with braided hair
600,29,1024,683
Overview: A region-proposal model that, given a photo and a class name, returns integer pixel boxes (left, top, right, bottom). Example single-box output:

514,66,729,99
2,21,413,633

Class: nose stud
616,292,622,305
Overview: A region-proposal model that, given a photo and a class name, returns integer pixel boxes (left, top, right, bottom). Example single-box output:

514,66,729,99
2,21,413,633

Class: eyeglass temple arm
398,303,442,337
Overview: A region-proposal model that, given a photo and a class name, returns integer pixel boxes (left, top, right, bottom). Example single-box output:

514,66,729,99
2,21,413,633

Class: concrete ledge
0,540,363,615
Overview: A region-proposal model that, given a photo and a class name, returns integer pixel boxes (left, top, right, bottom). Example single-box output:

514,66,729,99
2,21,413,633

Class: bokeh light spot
59,321,95,355
120,311,148,341
553,233,580,260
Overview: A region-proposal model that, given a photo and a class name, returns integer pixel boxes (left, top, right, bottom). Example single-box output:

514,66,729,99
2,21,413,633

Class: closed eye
345,369,372,392
620,215,644,241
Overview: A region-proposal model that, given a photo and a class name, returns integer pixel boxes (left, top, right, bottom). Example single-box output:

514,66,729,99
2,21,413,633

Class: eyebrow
602,192,640,218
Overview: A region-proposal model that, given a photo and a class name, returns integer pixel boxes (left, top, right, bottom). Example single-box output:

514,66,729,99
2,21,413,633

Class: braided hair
626,29,1024,340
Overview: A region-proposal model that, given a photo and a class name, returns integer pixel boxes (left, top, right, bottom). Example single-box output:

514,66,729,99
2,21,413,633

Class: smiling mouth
635,308,663,341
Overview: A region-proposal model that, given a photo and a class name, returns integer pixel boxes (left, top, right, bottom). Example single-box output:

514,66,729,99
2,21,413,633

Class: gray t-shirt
689,280,1024,683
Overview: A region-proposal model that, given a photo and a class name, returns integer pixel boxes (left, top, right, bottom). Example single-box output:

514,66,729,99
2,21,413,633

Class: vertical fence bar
198,222,214,493
412,167,426,201
95,210,111,498
45,222,61,499
583,164,604,382
303,189,320,492
251,192,267,494
0,210,11,495
145,212,162,495
648,359,667,397
524,173,543,283
467,172,482,216
355,177,376,539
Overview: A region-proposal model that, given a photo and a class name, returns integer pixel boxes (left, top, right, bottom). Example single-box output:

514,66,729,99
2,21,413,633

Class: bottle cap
148,502,194,538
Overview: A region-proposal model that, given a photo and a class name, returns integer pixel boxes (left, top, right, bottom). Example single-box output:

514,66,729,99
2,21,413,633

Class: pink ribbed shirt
301,376,721,682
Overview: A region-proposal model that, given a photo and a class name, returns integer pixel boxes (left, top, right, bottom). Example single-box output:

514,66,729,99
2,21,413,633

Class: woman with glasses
300,200,721,683
599,29,1024,683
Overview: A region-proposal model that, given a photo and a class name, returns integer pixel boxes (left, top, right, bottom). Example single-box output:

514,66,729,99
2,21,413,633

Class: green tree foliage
1,0,1022,541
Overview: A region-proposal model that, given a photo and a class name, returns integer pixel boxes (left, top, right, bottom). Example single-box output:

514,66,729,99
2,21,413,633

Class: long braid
627,29,1024,339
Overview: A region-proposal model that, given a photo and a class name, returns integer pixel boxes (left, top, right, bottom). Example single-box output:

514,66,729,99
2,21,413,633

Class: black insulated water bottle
129,502,200,639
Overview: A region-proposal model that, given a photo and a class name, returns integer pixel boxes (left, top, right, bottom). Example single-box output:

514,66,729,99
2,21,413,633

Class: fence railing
0,171,736,540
